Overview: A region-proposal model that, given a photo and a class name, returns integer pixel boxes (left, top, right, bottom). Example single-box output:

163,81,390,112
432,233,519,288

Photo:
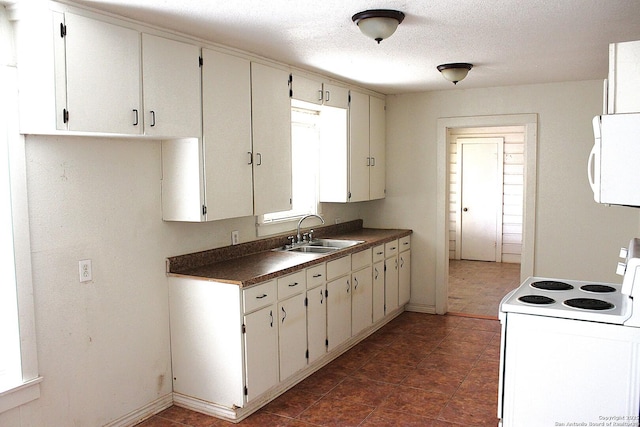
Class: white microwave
589,113,640,207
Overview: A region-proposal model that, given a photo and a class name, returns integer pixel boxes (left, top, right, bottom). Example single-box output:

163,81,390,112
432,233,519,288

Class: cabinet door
278,293,307,381
251,62,292,215
323,84,349,109
372,261,385,322
352,266,373,336
326,275,351,352
65,13,141,134
291,74,323,104
399,250,411,306
369,95,386,200
306,284,327,364
349,90,370,202
202,49,253,220
142,33,202,138
384,255,399,314
244,305,278,402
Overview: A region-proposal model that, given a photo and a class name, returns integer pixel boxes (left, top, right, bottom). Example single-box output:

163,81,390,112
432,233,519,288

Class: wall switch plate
231,230,239,245
79,259,92,282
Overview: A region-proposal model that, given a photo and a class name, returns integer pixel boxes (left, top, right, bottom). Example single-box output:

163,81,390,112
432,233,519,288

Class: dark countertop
167,220,411,287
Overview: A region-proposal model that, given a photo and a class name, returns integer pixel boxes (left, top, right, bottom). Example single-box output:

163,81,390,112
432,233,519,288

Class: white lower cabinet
384,240,399,314
244,303,278,401
276,270,307,381
399,248,411,306
168,235,410,421
351,248,373,337
372,245,385,322
326,255,352,352
352,265,373,336
306,264,327,364
278,293,307,381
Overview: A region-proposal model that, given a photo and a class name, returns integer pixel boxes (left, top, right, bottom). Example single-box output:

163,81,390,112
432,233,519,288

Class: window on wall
0,129,21,392
261,104,321,223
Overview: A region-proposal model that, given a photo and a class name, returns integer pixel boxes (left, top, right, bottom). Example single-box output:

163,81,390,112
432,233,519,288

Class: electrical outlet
79,259,92,282
231,230,239,245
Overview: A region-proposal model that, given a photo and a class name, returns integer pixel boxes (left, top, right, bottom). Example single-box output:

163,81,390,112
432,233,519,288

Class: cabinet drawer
306,264,326,289
385,239,399,258
243,280,276,313
399,235,411,251
352,248,372,271
277,270,306,299
372,244,385,263
327,255,351,281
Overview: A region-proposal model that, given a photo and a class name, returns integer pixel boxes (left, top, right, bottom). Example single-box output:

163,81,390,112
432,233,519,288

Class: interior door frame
435,114,538,314
455,137,504,262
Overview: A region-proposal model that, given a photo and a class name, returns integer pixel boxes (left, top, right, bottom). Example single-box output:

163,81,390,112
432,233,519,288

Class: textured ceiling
58,1,640,93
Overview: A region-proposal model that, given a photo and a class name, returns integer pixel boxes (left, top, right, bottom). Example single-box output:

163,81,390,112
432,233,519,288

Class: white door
64,13,141,134
278,293,307,381
142,34,202,138
250,62,292,215
202,49,253,220
459,139,503,261
326,276,351,352
243,305,278,402
306,284,326,364
351,266,372,336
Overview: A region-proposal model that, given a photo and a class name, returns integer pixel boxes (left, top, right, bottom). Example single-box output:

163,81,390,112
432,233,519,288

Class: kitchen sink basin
274,238,364,253
287,246,339,253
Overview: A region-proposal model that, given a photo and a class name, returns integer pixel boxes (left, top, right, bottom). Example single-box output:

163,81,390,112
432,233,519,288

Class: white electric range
498,238,640,427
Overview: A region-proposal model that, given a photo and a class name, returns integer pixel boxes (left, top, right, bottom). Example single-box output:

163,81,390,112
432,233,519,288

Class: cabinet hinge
60,23,67,38
241,323,246,334
305,349,309,359
325,338,329,347
348,93,351,105
202,205,207,216
304,297,308,307
325,289,328,298
244,386,248,396
288,74,293,98
199,56,203,67
384,263,387,272
347,192,351,200
63,108,69,124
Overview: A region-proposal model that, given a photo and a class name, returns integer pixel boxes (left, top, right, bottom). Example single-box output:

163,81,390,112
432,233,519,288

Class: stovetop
500,276,632,324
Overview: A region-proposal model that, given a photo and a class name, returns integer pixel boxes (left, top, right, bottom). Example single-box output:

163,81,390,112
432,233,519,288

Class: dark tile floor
136,311,501,427
448,260,521,318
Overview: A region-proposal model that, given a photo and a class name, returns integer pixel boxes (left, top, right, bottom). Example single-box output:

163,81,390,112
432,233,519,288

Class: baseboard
405,303,436,314
104,393,173,427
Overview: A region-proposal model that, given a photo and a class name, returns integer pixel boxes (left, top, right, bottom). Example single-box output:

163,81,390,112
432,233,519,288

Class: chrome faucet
296,214,325,244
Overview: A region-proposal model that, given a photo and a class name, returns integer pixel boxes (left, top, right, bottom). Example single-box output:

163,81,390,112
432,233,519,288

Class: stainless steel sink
274,238,364,253
287,246,340,253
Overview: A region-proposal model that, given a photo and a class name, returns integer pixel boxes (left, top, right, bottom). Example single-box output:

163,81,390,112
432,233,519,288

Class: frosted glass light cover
357,17,399,43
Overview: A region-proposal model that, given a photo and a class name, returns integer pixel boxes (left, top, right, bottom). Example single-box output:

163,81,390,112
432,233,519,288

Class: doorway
435,114,538,315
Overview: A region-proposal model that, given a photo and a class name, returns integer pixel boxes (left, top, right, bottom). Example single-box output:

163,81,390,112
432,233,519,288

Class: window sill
0,377,43,414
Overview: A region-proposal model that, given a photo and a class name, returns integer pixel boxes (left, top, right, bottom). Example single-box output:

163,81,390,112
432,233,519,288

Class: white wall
363,80,640,311
0,132,362,426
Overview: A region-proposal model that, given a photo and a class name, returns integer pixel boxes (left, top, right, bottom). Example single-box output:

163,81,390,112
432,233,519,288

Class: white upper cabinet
290,74,349,108
318,89,386,203
349,90,386,202
606,40,640,114
64,13,141,134
251,62,292,216
141,33,202,138
12,5,201,137
369,95,386,200
202,49,254,221
348,90,371,202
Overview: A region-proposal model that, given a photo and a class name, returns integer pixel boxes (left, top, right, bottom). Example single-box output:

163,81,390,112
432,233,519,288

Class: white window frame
0,35,42,414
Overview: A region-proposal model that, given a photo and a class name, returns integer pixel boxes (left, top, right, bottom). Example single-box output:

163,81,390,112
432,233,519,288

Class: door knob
463,207,468,212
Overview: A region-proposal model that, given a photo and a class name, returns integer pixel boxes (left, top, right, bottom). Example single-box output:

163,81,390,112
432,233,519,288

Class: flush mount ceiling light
437,63,474,85
352,9,405,44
